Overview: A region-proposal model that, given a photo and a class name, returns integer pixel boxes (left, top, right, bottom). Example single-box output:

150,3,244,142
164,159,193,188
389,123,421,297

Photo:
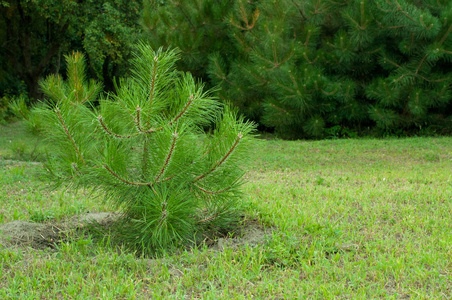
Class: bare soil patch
0,220,60,249
0,213,273,253
0,213,118,250
205,220,274,252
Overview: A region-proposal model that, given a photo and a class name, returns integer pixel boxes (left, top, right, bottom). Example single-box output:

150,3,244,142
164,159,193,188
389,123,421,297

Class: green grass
0,121,46,161
0,123,109,224
1,122,452,299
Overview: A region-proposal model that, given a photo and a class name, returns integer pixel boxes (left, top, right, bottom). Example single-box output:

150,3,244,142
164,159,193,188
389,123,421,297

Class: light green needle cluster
18,43,255,255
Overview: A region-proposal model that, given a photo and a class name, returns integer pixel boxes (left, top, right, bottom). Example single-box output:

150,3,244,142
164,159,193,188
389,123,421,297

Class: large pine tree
144,0,452,138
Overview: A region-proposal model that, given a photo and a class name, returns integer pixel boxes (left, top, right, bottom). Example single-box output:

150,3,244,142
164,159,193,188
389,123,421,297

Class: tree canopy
144,0,452,138
2,0,452,138
0,0,142,99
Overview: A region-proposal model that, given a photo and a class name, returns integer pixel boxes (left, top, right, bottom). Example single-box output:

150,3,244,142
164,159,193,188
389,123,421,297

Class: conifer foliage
144,0,452,138
21,44,255,254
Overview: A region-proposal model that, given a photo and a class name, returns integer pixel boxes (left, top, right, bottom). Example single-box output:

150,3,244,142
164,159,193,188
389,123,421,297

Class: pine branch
135,105,144,132
289,71,301,93
157,203,168,229
361,1,365,28
200,134,228,159
196,213,219,224
438,24,452,45
193,132,243,182
41,77,68,103
303,51,319,64
156,176,175,183
212,58,229,81
276,81,295,93
384,57,401,68
80,87,97,104
136,118,162,134
416,74,450,83
393,0,415,23
156,133,228,184
104,164,152,186
71,52,85,104
312,0,329,15
74,65,79,103
55,107,86,164
415,54,428,74
291,0,308,20
392,73,410,84
237,64,268,86
142,135,149,178
366,48,382,55
195,184,232,194
135,95,194,134
97,115,140,139
45,163,76,181
155,131,178,182
170,0,196,31
149,56,158,105
322,88,338,96
169,94,193,125
304,30,312,46
419,14,433,31
18,109,44,136
269,103,290,115
230,2,260,31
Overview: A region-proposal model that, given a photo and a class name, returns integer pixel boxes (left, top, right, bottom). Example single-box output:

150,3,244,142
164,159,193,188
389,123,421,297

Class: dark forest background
2,0,452,138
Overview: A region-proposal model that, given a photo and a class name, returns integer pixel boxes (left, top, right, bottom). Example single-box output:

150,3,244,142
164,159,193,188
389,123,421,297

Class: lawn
1,121,451,299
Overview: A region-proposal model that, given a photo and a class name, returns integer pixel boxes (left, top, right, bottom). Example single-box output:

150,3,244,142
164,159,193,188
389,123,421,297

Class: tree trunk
23,74,41,100
102,55,118,94
4,0,68,100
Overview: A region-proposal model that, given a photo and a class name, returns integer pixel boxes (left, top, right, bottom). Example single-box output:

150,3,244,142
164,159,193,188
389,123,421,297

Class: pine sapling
24,44,255,255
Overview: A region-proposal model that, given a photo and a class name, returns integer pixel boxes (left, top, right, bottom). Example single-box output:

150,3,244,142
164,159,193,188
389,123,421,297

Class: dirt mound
65,212,119,229
207,221,274,252
0,212,118,250
0,220,60,249
0,213,273,253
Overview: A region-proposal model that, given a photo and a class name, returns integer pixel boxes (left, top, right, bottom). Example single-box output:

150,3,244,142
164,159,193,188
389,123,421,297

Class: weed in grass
11,209,19,221
8,140,27,159
9,164,25,177
315,176,329,186
424,152,440,162
0,122,46,161
29,209,55,222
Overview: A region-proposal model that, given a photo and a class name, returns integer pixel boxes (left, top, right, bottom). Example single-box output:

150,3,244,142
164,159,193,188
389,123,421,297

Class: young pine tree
22,44,255,255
